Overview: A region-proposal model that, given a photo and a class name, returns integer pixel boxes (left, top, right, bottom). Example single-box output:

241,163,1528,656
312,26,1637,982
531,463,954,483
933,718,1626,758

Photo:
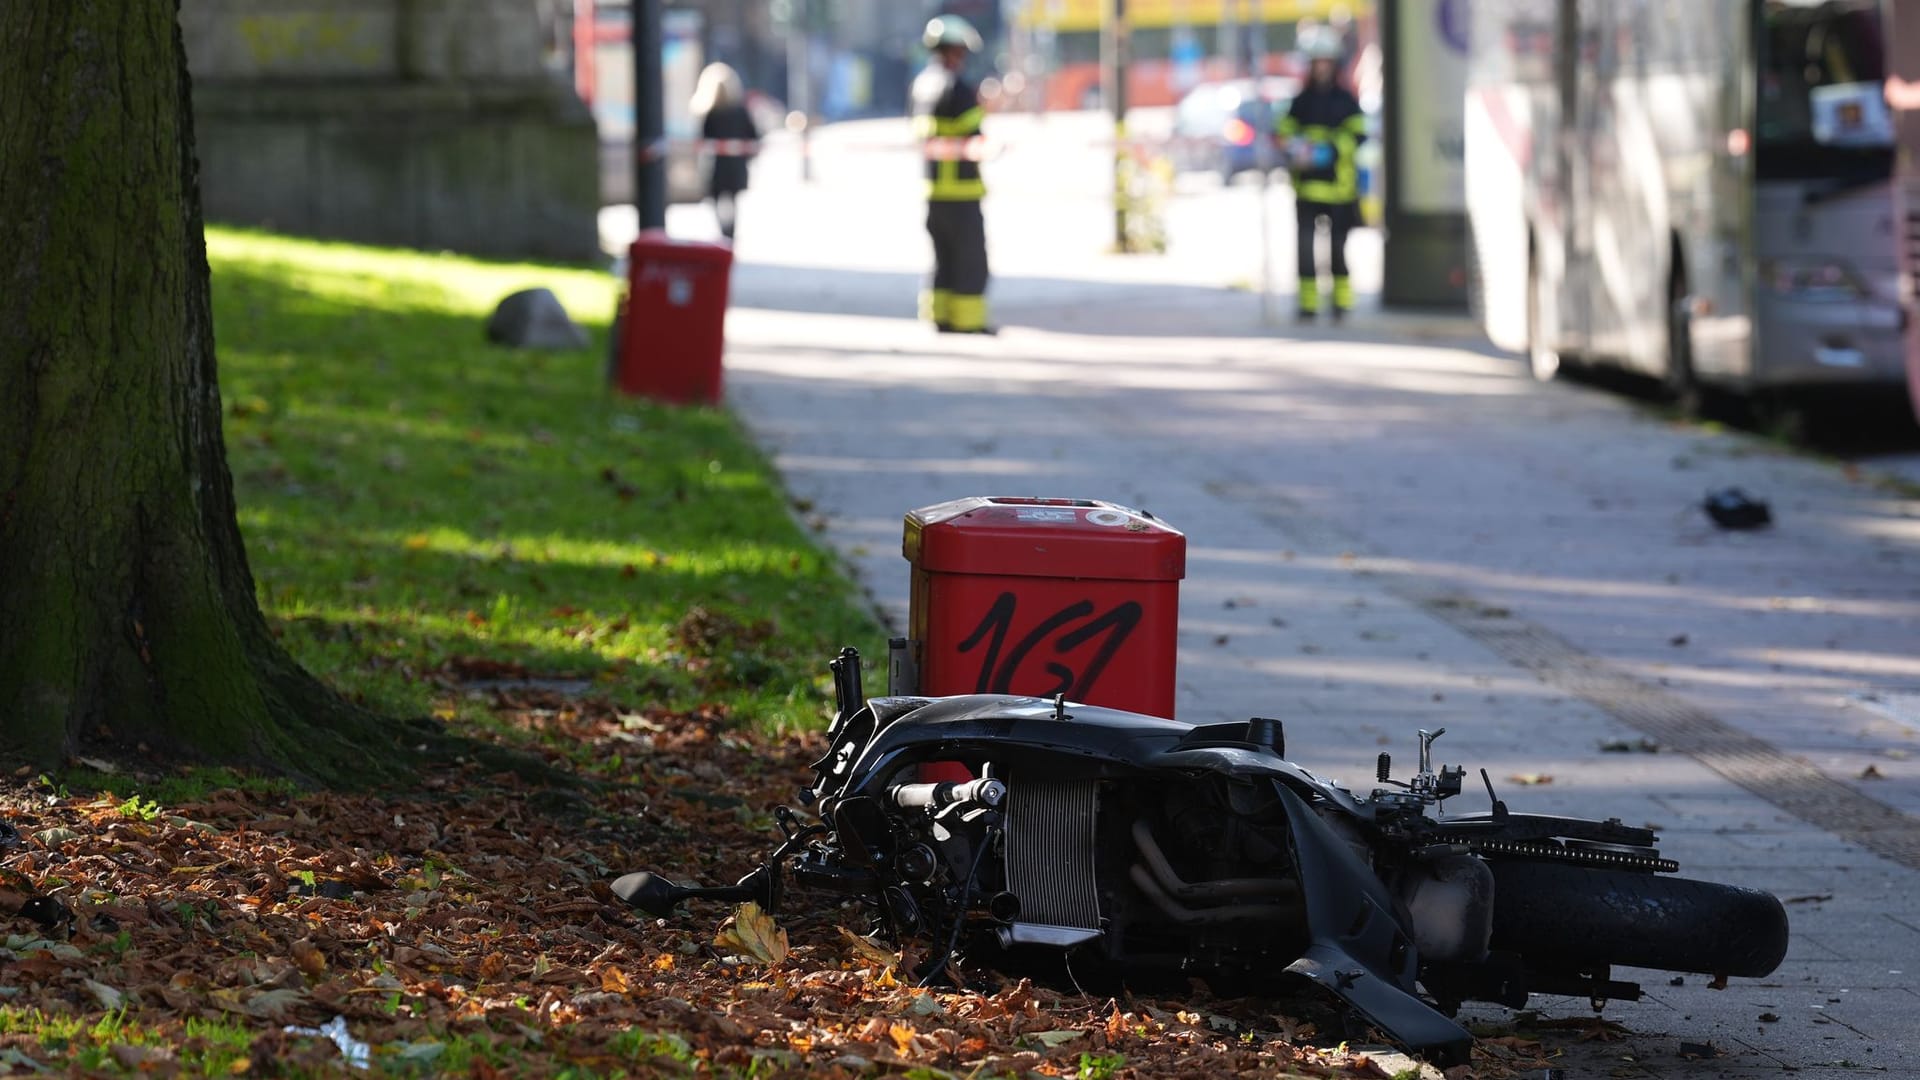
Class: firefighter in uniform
1277,27,1366,321
911,16,993,334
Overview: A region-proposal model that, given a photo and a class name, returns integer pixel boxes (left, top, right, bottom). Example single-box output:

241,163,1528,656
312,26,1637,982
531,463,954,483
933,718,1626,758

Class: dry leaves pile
0,691,1568,1077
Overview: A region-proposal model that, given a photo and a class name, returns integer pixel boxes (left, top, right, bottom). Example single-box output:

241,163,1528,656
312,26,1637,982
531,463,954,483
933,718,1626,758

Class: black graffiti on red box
955,591,1143,700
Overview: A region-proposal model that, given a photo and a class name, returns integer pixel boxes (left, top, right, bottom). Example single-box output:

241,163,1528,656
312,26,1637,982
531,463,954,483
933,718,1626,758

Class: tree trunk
0,1,387,780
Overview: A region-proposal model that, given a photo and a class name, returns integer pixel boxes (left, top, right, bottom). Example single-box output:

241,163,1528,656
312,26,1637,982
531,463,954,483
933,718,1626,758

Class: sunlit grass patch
0,1008,253,1075
208,226,881,738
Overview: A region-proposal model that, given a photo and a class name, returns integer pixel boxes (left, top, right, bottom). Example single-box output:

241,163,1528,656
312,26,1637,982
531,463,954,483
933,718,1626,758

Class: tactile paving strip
1218,478,1920,872
1411,595,1920,871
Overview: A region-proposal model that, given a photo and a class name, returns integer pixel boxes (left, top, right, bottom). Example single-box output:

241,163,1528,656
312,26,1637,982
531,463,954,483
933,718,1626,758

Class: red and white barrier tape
923,135,994,162
634,137,760,162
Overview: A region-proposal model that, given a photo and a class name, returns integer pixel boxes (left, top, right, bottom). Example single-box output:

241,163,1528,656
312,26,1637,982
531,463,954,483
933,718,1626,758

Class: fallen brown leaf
714,901,788,965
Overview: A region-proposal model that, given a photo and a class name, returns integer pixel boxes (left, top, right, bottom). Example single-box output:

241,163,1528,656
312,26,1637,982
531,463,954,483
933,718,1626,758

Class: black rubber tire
1487,861,1789,978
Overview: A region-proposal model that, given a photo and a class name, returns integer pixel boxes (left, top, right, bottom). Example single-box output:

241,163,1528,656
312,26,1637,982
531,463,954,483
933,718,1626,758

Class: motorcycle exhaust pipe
1127,865,1300,926
1131,820,1300,902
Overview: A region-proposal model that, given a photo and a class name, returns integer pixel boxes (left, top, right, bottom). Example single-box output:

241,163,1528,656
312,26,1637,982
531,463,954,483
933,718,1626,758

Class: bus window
1757,0,1893,179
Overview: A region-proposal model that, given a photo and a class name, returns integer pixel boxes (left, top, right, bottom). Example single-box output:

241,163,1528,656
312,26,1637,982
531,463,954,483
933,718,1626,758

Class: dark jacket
702,103,759,196
1278,82,1366,205
910,64,985,201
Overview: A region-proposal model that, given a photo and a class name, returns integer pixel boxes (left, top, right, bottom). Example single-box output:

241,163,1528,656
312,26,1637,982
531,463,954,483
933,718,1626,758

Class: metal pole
1220,0,1239,78
1253,0,1272,324
633,0,667,230
1108,0,1131,251
787,0,812,181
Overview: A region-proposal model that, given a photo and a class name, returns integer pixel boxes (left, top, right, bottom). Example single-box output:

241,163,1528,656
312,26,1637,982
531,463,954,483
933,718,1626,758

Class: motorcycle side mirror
612,871,687,917
613,867,777,918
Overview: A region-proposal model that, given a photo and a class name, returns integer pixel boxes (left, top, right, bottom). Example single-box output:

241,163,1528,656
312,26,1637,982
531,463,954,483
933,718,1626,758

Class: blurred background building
181,0,600,261
178,0,1382,259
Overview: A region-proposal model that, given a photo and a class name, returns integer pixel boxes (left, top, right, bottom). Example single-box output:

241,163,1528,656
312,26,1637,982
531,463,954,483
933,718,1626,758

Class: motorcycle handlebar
887,776,1006,811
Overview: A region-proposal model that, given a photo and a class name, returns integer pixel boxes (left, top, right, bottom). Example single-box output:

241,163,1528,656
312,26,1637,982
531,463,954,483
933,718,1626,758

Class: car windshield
1756,0,1892,179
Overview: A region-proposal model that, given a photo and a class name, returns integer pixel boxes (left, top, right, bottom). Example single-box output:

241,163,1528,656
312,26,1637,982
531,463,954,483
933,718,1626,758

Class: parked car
1171,77,1299,181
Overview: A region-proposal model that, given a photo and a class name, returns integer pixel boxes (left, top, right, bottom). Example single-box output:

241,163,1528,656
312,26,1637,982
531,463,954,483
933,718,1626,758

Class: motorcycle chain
1466,837,1679,874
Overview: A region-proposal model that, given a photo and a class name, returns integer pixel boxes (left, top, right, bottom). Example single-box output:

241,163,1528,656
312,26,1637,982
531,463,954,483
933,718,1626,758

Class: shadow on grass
210,238,881,740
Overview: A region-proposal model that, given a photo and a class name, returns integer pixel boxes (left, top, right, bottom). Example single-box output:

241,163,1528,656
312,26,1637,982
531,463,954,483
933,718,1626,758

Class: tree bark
0,1,388,780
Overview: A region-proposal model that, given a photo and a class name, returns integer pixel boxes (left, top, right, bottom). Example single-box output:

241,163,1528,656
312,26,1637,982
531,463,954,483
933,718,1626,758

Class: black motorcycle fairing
836,695,1191,803
830,695,1364,814
1269,783,1474,1067
809,695,936,804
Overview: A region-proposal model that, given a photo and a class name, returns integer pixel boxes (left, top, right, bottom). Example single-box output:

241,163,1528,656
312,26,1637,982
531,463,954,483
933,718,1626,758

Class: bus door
1680,0,1759,385
1554,0,1592,355
1891,0,1920,419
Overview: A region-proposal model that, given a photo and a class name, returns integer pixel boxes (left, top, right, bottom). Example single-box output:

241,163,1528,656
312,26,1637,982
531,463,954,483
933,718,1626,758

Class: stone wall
183,0,598,262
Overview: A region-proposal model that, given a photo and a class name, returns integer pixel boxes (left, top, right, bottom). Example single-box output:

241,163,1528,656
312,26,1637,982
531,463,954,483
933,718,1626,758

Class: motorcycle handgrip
887,777,1007,811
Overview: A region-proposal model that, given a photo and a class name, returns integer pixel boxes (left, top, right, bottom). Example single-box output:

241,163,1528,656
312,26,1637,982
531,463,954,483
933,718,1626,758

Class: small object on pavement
1678,1040,1720,1059
1703,488,1772,530
485,288,590,350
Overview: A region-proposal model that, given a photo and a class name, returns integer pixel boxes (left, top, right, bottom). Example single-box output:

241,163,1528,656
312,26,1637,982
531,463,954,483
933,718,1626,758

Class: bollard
611,230,731,404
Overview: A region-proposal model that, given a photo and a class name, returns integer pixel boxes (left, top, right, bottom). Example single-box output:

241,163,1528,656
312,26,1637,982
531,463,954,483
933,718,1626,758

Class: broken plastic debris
284,1016,370,1070
1703,488,1771,530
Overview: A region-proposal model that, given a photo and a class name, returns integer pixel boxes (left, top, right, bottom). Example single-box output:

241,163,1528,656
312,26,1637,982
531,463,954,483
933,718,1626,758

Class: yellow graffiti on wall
236,12,382,70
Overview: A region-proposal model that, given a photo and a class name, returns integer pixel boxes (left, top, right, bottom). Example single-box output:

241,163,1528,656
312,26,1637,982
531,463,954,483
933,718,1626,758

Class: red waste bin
903,496,1186,719
613,231,731,404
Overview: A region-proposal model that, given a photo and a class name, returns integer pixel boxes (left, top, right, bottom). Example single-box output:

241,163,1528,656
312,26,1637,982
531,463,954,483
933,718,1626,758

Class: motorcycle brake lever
1479,769,1510,820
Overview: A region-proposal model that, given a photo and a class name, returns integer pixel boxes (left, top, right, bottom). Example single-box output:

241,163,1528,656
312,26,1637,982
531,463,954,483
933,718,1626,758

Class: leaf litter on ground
0,691,1586,1077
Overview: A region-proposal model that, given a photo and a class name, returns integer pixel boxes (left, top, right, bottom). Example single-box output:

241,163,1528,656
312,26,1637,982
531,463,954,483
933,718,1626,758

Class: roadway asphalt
626,112,1920,1074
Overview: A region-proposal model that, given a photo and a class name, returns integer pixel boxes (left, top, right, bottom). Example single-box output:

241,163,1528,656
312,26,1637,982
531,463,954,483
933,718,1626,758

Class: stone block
486,289,590,350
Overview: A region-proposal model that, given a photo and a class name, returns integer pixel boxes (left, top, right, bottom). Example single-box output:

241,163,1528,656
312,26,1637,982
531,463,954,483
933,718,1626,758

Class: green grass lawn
209,227,882,737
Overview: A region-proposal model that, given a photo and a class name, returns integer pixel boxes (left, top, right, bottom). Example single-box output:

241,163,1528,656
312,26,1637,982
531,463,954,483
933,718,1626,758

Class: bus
1015,0,1370,110
1465,0,1908,403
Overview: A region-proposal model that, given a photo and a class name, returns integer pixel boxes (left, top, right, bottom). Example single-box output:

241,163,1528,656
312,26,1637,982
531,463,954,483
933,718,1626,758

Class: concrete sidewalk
723,290,1920,1075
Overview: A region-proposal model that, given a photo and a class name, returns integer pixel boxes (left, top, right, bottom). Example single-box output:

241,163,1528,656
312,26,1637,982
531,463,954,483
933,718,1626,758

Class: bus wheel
1527,249,1562,381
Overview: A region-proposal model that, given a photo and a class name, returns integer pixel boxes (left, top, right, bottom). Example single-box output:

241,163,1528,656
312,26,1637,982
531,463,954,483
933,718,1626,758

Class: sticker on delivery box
1014,508,1077,523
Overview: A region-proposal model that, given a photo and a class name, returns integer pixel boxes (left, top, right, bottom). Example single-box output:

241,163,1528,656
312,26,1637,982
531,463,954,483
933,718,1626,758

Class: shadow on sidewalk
732,259,1487,347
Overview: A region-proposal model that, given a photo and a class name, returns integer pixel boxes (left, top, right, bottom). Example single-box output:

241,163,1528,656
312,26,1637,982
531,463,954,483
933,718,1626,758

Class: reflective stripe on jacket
911,65,986,201
1277,84,1365,205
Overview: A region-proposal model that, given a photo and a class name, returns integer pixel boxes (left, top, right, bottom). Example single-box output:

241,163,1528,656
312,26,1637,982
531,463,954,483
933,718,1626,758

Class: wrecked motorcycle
615,649,1789,1067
